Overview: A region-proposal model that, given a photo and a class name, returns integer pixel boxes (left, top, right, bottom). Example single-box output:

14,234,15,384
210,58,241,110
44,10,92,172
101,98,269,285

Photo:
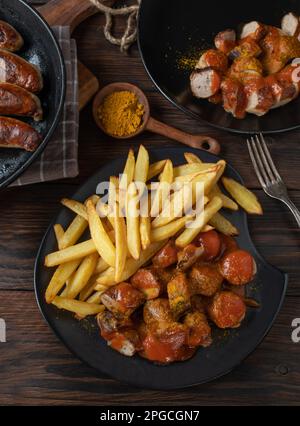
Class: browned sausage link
0,49,43,93
0,116,41,151
152,240,178,268
0,83,43,121
0,20,23,52
100,282,145,319
167,272,191,319
184,311,212,348
130,267,164,300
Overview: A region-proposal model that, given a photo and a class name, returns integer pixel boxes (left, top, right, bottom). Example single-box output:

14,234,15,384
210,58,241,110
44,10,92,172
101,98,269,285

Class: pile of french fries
44,146,263,318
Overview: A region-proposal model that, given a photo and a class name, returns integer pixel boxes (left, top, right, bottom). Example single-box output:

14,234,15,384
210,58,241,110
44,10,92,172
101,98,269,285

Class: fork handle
282,197,300,228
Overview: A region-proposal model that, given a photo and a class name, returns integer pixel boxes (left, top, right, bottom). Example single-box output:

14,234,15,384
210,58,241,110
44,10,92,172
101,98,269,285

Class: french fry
52,296,104,317
45,259,81,303
174,167,217,183
140,216,151,250
61,198,87,220
126,182,141,260
87,289,106,304
59,214,88,250
209,185,238,211
150,159,173,217
173,163,216,177
147,159,167,181
222,177,263,215
108,176,119,208
119,149,135,209
45,239,96,267
95,257,109,275
152,171,215,229
114,201,127,282
79,276,98,301
65,252,98,299
151,215,193,242
184,152,202,164
134,144,149,183
86,200,116,267
175,196,223,248
209,212,239,236
96,241,166,287
54,224,64,250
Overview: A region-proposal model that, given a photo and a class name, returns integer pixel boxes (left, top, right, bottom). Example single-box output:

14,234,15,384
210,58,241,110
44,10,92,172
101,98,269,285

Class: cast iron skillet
34,147,288,389
0,0,65,188
138,0,300,134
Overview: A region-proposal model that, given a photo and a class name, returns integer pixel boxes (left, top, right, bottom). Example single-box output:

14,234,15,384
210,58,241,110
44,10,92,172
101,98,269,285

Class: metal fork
247,133,300,228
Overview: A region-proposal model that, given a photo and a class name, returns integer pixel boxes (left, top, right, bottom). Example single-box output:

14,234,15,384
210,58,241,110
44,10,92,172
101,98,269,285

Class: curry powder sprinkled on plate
98,91,144,137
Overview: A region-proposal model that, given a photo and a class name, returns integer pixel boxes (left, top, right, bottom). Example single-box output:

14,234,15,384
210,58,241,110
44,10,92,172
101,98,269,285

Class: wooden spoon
93,82,221,155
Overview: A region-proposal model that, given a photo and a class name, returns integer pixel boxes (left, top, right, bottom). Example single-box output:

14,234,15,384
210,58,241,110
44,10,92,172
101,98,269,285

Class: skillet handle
146,117,221,155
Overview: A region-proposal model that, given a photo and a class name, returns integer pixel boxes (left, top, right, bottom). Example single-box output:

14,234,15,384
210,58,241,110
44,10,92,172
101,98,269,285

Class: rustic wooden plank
0,290,299,405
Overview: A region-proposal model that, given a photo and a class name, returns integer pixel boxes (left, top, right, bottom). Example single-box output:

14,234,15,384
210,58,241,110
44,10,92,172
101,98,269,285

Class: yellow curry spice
98,91,144,137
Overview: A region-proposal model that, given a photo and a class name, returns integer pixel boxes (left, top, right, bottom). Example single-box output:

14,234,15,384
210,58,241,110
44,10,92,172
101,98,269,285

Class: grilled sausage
176,244,204,271
229,39,262,60
244,77,275,116
100,282,145,319
196,49,228,74
221,78,248,119
189,264,223,297
184,311,212,347
0,49,43,93
0,20,23,52
240,21,266,42
98,310,142,357
0,83,42,121
0,116,41,151
131,267,165,300
152,240,178,268
218,249,256,285
167,272,191,319
281,12,300,39
190,68,222,99
208,291,246,329
265,74,298,109
214,29,236,55
193,230,221,260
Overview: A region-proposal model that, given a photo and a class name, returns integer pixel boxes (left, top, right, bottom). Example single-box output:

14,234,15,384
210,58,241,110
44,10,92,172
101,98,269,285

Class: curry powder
98,91,144,137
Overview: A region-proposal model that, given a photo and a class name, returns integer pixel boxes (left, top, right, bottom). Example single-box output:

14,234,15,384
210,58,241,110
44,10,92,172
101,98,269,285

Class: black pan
138,0,300,134
0,0,65,188
34,147,288,389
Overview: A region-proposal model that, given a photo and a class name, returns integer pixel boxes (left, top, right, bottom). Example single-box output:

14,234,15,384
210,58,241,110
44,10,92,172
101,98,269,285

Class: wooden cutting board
38,0,116,110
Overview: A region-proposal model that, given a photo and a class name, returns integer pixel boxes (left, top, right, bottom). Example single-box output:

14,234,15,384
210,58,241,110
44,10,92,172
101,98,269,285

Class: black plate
34,147,288,389
0,0,65,188
138,0,300,134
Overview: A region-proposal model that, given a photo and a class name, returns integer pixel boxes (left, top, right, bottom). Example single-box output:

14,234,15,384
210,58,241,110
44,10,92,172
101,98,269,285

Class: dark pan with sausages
0,0,65,188
138,0,300,134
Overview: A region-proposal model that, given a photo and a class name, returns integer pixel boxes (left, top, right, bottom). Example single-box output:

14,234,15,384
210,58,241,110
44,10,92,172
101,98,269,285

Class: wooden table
0,3,300,406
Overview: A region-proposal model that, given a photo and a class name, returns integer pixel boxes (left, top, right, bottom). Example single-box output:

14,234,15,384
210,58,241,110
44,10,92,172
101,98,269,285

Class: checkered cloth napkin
11,26,79,186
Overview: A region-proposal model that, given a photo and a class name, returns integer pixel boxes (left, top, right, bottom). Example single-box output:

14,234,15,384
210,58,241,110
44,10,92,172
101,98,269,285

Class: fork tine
255,134,276,183
247,138,267,189
259,133,282,182
250,136,270,185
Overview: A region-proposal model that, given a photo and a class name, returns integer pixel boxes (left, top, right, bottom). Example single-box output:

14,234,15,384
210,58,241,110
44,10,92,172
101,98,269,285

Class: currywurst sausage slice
190,68,221,99
0,83,43,121
0,20,23,52
0,116,42,151
0,49,43,93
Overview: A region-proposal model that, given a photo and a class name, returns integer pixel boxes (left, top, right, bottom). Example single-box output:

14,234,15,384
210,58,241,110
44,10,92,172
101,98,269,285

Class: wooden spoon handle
146,117,221,155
